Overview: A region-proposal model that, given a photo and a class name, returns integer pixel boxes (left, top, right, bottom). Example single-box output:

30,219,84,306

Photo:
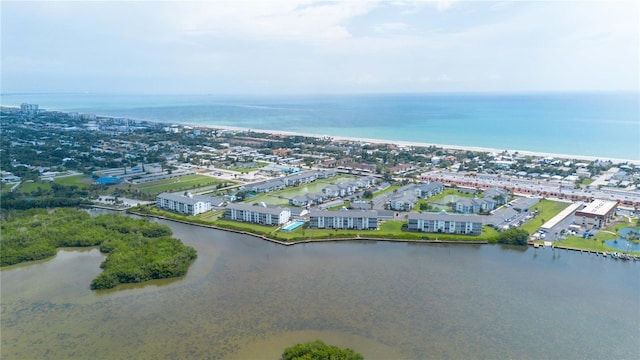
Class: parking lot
486,197,540,229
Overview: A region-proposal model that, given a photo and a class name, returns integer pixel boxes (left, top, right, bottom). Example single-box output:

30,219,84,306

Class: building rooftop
578,199,618,216
409,212,484,223
226,202,289,215
157,192,212,205
310,209,378,218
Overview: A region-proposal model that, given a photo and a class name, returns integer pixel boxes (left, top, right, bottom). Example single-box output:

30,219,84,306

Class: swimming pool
281,220,305,231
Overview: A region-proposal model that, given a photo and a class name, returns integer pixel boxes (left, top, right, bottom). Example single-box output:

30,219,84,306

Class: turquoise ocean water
2,92,638,160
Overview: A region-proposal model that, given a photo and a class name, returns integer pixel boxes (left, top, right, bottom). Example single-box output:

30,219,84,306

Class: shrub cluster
1,209,197,290
282,340,363,360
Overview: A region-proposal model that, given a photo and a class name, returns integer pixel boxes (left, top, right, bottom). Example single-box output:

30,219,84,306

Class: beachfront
195,123,640,165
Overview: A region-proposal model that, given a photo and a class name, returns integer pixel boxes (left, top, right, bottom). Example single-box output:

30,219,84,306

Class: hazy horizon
2,0,638,95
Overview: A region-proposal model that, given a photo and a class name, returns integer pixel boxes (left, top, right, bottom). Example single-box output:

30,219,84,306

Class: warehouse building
574,199,618,228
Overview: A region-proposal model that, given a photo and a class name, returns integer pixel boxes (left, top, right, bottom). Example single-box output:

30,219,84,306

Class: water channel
1,216,639,359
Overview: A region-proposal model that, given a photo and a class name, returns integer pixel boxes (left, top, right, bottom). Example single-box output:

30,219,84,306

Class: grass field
133,175,222,194
427,188,476,204
19,181,53,193
521,199,570,234
54,175,92,188
555,223,640,255
246,176,358,205
226,162,269,173
372,185,401,197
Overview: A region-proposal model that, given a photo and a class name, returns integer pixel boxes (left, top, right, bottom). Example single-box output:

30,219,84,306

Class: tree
497,228,529,246
282,340,363,360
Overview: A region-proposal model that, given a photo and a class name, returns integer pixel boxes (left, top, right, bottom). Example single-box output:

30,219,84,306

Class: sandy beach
193,123,640,165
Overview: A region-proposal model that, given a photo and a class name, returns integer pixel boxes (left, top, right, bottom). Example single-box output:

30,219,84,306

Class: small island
0,208,197,290
282,340,363,360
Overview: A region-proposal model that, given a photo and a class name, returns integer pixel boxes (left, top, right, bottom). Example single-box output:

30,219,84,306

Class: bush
1,209,197,289
497,228,529,245
282,340,363,360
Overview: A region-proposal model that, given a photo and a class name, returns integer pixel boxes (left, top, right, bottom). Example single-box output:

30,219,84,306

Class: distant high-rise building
20,103,39,117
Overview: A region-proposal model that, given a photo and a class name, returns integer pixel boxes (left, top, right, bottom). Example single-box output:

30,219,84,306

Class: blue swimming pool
281,220,305,231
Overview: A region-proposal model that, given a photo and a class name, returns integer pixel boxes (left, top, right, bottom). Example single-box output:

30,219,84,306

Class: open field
53,174,92,188
558,236,618,252
226,162,269,173
19,181,53,194
132,174,223,194
521,199,570,234
245,175,358,205
554,224,640,255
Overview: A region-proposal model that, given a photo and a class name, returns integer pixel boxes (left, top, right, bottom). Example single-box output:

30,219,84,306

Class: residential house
414,181,445,198
389,163,412,175
282,171,319,186
454,197,496,214
350,200,372,210
353,176,377,189
389,192,418,211
245,179,286,193
289,193,325,207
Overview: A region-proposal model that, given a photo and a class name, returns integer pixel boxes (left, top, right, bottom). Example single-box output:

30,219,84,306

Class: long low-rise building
157,192,214,216
575,199,618,228
225,203,291,225
407,212,483,235
540,201,583,231
309,209,378,230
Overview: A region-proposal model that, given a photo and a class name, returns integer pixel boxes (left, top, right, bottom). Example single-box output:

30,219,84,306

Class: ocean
2,92,638,160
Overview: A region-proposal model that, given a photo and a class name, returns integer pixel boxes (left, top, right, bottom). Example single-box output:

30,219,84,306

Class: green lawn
558,236,616,252
372,185,402,197
19,181,53,194
520,199,570,234
543,222,640,255
246,176,357,205
226,162,269,173
134,175,222,194
580,178,594,186
131,205,500,243
196,210,225,222
54,174,92,188
0,184,13,194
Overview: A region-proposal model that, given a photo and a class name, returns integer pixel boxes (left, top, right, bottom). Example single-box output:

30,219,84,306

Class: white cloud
1,0,638,93
372,22,409,33
174,1,379,42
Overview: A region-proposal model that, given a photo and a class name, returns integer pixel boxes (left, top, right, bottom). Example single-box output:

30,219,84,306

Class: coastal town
2,104,639,256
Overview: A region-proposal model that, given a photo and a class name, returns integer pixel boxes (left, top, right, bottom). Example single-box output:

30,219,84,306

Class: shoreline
199,123,640,164
127,210,489,247
3,104,638,164
127,210,640,258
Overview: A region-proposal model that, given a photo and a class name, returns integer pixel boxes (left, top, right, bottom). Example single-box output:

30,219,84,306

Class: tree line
0,208,197,290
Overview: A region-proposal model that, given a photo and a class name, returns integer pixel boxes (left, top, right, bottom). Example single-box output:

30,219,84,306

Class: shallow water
2,219,639,359
3,92,639,160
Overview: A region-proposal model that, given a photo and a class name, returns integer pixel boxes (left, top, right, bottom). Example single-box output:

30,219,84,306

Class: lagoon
1,217,639,359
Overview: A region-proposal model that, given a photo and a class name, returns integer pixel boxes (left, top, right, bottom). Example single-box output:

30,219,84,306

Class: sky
1,0,639,94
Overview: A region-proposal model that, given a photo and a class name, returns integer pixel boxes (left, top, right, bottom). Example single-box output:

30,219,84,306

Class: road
421,170,640,208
